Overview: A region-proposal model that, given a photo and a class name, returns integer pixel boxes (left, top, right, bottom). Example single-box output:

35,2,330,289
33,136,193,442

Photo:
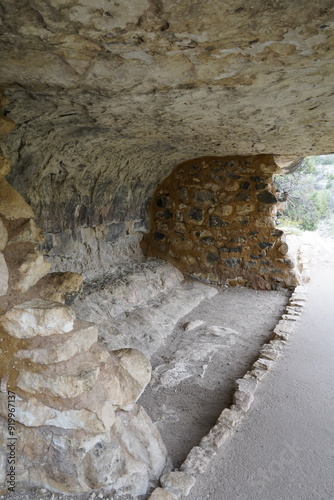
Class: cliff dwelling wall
142,155,297,290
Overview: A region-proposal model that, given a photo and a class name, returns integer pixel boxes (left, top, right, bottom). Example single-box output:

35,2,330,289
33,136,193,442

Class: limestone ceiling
0,0,334,227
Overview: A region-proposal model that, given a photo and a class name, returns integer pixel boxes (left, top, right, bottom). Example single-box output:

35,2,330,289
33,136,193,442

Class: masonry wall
142,155,297,290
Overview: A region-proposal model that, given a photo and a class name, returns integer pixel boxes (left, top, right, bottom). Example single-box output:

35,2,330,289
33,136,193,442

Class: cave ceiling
0,0,334,228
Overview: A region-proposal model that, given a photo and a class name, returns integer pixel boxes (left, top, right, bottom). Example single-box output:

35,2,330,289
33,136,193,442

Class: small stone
160,471,196,497
0,178,35,220
278,242,289,255
149,488,176,500
257,190,278,204
236,203,255,215
14,251,51,293
1,299,76,338
199,422,232,450
253,357,274,370
0,252,8,296
180,446,216,475
225,181,239,191
188,207,203,222
217,408,245,428
209,215,229,227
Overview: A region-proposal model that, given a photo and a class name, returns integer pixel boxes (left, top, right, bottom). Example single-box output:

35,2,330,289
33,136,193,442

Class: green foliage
274,155,334,232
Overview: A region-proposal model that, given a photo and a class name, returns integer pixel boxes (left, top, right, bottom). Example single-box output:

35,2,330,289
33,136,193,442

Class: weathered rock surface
0,1,333,280
14,320,98,364
0,178,35,220
0,219,8,250
1,299,76,338
14,251,51,293
0,252,8,296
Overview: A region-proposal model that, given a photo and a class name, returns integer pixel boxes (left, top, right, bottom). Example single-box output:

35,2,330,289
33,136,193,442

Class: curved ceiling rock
0,0,333,274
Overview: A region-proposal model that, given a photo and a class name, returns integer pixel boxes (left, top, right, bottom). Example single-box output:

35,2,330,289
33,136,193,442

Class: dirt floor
139,286,290,469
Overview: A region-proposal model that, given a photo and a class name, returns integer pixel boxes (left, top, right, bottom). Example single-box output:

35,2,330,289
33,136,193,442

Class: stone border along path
148,282,308,500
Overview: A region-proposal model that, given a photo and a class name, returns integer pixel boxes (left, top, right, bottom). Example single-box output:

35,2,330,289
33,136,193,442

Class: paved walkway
190,260,334,500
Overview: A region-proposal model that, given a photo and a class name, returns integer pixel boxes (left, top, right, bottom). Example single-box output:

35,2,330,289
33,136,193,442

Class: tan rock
37,271,83,304
161,471,196,496
0,178,34,220
278,242,289,255
0,393,114,433
14,251,51,293
15,320,98,364
0,155,10,178
149,488,177,500
1,299,76,338
8,219,44,245
180,447,216,476
0,116,14,140
17,360,100,398
236,203,255,215
0,219,8,250
0,252,8,296
100,348,152,410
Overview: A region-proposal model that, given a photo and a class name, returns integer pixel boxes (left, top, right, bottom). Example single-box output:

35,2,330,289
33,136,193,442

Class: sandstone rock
217,407,245,428
8,219,44,245
0,155,10,178
149,488,177,500
17,359,100,398
0,178,34,220
160,471,196,497
0,299,76,338
233,377,258,411
15,320,98,364
36,271,83,304
0,393,115,433
100,348,152,410
199,422,232,451
0,219,8,250
14,251,51,293
180,446,216,476
0,252,8,296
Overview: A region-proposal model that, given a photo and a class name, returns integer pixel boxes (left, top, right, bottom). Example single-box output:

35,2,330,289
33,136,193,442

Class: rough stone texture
160,471,196,497
14,320,98,363
0,2,333,278
8,219,44,246
1,299,76,338
142,155,298,289
0,178,35,221
0,252,8,296
35,271,83,304
14,251,52,293
149,488,177,500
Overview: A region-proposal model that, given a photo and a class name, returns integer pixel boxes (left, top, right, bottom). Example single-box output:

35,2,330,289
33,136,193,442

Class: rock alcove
1,0,334,497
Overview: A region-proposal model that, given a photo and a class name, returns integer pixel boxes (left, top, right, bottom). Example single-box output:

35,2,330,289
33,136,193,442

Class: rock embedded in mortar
0,219,8,250
8,219,44,246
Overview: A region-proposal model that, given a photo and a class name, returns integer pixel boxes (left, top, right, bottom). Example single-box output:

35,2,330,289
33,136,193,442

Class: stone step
14,320,98,364
0,298,76,338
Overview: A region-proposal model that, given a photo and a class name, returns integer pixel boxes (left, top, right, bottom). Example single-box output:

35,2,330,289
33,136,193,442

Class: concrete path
190,260,334,500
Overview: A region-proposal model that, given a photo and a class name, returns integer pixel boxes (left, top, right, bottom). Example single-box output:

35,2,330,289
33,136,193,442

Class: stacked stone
0,95,170,495
142,154,299,290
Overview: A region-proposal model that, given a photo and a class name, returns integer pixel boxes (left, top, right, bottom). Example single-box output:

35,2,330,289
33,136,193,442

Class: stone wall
0,94,170,496
142,155,298,290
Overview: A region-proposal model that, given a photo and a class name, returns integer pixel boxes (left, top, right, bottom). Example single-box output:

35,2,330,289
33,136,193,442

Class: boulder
0,299,76,338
